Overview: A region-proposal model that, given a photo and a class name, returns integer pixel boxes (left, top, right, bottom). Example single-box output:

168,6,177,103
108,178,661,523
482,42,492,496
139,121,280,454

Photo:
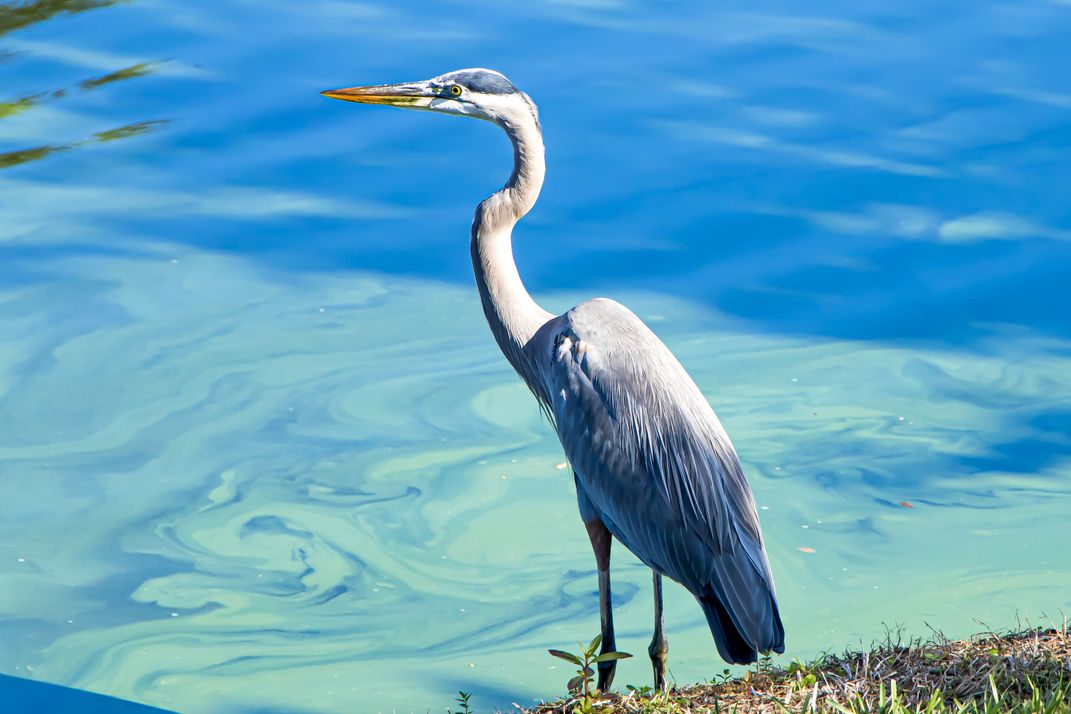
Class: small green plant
785,657,819,691
757,649,774,675
549,634,632,712
448,690,473,714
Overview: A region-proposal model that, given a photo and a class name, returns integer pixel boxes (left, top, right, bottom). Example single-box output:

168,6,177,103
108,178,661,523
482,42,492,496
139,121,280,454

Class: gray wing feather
528,298,782,655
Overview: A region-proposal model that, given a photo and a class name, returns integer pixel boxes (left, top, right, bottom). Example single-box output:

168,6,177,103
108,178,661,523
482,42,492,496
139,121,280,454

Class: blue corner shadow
0,674,176,714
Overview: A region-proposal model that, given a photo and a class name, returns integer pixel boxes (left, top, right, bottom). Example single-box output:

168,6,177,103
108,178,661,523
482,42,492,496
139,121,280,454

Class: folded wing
530,298,784,661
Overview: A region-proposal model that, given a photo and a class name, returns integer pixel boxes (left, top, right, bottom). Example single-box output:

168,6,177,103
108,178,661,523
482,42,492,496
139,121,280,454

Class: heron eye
450,85,463,97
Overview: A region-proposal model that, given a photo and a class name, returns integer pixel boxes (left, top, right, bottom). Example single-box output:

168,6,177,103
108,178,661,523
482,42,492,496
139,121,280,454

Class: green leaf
593,651,633,663
586,634,602,657
548,649,583,666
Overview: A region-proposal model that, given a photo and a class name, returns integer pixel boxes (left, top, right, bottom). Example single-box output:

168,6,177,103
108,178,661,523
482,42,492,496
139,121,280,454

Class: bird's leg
584,518,617,693
649,571,668,691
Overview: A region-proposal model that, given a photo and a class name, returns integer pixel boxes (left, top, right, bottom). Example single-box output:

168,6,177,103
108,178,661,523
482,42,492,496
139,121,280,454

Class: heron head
321,68,537,128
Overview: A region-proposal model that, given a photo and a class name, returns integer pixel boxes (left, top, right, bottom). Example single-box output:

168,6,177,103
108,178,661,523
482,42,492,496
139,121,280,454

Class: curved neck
470,101,553,378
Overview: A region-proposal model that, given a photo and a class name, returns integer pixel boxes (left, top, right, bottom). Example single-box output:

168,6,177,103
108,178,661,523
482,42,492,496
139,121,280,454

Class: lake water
2,1,1069,712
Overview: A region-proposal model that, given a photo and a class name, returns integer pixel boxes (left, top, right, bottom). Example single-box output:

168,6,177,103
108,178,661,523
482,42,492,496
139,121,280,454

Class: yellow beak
320,82,431,108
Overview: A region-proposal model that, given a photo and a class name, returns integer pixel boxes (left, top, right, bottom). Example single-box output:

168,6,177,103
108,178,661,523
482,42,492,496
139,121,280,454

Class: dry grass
525,624,1071,713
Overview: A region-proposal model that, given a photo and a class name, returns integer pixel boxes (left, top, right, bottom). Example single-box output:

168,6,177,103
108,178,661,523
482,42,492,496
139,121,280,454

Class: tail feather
698,581,785,665
694,523,786,664
699,592,759,664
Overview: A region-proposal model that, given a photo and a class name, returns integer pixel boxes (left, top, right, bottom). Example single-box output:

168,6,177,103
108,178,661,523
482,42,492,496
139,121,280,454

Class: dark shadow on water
959,408,1071,476
0,674,175,713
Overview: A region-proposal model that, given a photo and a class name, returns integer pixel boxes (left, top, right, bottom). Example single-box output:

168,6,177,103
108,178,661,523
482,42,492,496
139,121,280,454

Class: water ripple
0,249,1067,711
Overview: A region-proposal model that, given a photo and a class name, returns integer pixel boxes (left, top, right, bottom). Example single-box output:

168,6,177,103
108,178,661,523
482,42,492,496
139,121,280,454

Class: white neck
469,97,553,381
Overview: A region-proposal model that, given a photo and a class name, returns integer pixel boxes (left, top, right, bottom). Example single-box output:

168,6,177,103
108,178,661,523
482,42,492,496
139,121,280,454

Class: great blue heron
322,68,785,691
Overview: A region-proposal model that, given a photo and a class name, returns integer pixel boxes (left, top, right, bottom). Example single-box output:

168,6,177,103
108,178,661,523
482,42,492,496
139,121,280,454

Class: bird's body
532,300,783,664
323,68,784,687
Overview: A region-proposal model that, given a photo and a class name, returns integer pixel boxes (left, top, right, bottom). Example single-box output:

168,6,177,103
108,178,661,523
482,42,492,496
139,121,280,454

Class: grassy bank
521,625,1070,713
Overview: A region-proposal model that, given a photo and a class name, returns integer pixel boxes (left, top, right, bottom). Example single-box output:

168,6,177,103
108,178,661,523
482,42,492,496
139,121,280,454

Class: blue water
2,1,1070,712
0,673,174,713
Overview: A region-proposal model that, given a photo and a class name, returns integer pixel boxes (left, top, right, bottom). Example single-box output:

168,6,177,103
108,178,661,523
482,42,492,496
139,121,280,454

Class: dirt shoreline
522,625,1070,713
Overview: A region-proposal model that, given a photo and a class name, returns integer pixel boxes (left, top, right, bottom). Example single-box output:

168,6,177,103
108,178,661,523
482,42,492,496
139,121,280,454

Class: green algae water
2,0,1070,711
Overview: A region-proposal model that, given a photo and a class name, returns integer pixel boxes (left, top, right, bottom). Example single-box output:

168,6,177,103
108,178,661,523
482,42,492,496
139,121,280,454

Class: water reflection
0,0,113,36
0,2,164,169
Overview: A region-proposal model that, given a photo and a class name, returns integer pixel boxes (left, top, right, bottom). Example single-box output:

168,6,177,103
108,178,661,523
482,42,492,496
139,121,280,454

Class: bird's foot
648,638,668,692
